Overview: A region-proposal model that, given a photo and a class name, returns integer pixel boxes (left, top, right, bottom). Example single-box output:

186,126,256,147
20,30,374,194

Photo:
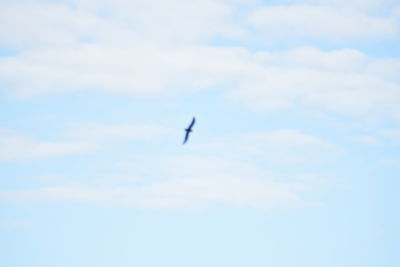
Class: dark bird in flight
183,117,196,144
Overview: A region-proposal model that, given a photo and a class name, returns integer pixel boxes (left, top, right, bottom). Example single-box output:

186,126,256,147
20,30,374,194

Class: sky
0,0,399,266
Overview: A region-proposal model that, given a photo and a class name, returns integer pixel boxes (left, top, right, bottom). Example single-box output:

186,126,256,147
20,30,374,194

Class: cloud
0,1,399,121
2,0,396,50
0,44,251,97
1,44,399,119
357,136,379,144
193,130,337,165
280,0,398,12
0,129,98,161
0,128,334,209
0,156,313,209
85,0,243,43
229,47,400,117
0,0,242,49
379,157,400,167
382,129,400,138
0,1,139,50
380,129,400,145
249,4,398,41
0,178,308,209
65,122,176,142
3,219,32,229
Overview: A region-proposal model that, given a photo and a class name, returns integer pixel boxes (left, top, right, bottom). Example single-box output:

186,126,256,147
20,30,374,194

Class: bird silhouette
183,117,196,144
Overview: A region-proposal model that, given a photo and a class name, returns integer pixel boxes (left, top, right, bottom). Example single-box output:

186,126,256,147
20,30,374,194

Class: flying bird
183,117,196,144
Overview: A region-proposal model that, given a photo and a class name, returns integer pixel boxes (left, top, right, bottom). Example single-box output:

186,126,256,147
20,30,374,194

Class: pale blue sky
1,0,399,267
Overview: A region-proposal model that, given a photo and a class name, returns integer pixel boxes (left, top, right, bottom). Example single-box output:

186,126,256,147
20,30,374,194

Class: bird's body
183,117,196,144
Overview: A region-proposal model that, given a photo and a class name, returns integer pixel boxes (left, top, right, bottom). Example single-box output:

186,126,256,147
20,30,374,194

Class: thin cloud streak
192,130,338,166
65,122,177,142
0,129,99,161
249,5,398,41
0,176,312,210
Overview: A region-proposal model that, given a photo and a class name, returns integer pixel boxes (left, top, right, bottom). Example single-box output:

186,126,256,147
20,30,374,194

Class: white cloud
0,1,130,49
249,5,398,41
1,45,399,118
193,130,337,166
352,129,400,146
357,136,379,144
0,177,308,209
0,44,245,97
0,128,334,209
0,2,399,120
84,0,242,43
0,0,242,49
0,129,98,161
65,122,176,142
280,0,398,12
229,47,400,117
4,0,393,49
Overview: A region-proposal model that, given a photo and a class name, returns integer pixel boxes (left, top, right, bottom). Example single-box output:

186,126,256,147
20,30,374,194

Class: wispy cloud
0,1,126,49
281,0,399,12
357,135,379,144
0,166,313,210
3,219,32,229
0,128,332,209
0,0,241,49
65,122,176,142
193,130,337,165
380,129,400,145
0,129,98,161
249,4,398,41
0,44,248,97
229,47,400,117
1,45,399,119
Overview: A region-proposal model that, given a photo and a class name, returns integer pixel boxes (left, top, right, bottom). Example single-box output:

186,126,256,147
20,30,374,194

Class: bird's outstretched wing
183,131,190,144
188,117,196,130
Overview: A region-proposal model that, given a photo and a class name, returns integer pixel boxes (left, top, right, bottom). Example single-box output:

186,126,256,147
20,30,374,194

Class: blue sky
0,0,399,266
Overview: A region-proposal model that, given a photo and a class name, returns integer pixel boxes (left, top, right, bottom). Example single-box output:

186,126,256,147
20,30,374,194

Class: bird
183,117,196,144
